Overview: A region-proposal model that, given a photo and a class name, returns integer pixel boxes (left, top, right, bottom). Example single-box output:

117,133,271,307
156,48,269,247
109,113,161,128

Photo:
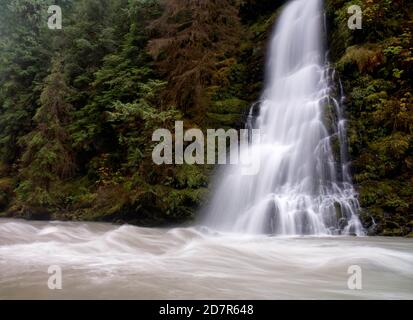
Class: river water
0,219,412,299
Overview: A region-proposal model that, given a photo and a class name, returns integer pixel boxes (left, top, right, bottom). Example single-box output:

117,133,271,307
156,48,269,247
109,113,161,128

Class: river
0,219,412,299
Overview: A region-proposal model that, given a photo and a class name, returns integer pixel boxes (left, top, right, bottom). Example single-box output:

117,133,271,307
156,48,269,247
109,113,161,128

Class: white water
0,219,412,299
203,0,364,236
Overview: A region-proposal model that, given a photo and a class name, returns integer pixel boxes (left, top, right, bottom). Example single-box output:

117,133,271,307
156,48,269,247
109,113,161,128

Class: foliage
147,0,243,115
14,57,75,208
327,0,413,236
0,0,410,235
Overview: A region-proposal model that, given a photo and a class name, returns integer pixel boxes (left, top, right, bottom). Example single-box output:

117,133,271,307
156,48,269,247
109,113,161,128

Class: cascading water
202,0,364,236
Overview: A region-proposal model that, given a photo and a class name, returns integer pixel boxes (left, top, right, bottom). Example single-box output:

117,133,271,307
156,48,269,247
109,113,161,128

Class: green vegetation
0,0,411,236
326,0,412,236
0,0,280,225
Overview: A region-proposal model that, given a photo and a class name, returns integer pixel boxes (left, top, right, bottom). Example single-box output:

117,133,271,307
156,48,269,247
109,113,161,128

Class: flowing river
0,219,412,299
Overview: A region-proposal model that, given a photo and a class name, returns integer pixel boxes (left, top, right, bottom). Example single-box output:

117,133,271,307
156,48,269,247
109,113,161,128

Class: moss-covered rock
209,98,249,115
327,0,413,236
0,177,13,211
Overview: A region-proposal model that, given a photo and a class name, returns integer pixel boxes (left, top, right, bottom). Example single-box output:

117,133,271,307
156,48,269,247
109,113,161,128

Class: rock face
325,0,413,236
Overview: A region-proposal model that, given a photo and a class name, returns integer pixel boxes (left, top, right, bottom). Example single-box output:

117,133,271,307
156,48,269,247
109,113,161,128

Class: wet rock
22,207,51,221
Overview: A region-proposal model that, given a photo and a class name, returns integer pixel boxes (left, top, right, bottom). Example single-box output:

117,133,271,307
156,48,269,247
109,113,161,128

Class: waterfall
202,0,364,236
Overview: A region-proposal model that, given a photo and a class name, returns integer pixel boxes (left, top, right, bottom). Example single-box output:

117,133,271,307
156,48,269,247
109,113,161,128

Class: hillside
0,0,411,236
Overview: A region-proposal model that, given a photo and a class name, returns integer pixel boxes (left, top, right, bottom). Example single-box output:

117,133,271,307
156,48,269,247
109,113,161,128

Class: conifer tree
17,57,75,205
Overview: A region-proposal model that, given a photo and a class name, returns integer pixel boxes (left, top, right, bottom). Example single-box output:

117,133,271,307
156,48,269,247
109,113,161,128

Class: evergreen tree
0,0,54,164
148,0,242,114
17,57,75,206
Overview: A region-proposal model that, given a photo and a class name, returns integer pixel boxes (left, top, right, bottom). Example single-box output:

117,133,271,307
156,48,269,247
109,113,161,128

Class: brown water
0,219,412,299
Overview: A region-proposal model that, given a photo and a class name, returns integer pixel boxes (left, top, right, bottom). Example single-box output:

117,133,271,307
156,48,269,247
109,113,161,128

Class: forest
0,0,412,236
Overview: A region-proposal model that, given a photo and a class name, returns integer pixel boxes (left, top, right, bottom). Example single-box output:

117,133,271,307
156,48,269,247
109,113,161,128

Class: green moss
328,0,413,236
209,98,249,114
337,45,384,73
206,112,245,127
174,165,209,189
249,10,280,39
382,228,404,237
